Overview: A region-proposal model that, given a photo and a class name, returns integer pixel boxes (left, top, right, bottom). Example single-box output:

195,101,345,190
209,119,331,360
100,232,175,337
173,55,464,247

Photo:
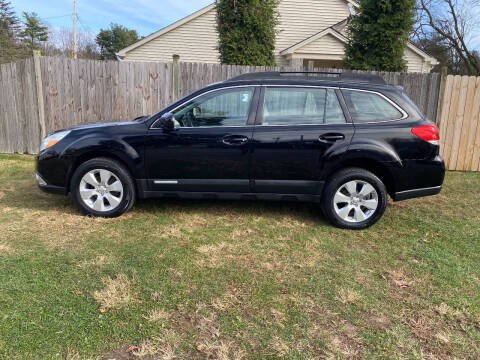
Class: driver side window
172,87,255,127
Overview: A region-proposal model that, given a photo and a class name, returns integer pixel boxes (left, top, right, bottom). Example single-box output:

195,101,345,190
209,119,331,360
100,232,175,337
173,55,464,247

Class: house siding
125,0,350,65
276,0,350,52
275,0,350,65
124,8,220,63
296,34,346,57
404,47,426,73
121,0,435,73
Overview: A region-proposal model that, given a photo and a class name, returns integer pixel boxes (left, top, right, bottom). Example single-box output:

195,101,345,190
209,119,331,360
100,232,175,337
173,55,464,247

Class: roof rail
227,71,387,85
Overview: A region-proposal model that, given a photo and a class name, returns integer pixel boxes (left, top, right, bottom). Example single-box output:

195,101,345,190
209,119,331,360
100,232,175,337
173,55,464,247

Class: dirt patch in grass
368,314,392,330
407,314,454,358
386,269,412,289
0,204,118,250
195,241,249,269
336,288,361,305
102,344,153,360
194,234,303,274
131,307,242,359
133,330,180,359
93,274,134,309
143,308,171,323
0,178,137,251
271,336,290,356
78,255,110,269
210,287,247,313
328,333,363,359
0,243,13,256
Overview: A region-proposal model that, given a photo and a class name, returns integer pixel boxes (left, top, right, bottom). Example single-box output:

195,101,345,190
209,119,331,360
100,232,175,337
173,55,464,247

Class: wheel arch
323,158,397,197
66,151,137,195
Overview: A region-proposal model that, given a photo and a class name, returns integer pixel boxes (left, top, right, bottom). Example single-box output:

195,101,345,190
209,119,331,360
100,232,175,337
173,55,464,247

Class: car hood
51,119,149,135
68,121,138,131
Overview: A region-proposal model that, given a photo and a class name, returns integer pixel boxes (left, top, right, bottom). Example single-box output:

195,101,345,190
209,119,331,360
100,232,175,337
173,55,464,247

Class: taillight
411,124,440,145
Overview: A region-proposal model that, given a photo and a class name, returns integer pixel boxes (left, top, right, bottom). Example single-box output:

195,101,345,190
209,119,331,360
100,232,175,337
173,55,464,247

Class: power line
77,15,93,33
42,14,73,20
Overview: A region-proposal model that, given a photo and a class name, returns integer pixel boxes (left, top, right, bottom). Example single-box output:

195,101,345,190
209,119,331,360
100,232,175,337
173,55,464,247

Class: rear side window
261,87,346,125
342,89,403,122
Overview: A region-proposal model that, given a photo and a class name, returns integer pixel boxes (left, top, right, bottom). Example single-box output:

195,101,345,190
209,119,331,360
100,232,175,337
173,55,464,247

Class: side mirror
159,112,175,132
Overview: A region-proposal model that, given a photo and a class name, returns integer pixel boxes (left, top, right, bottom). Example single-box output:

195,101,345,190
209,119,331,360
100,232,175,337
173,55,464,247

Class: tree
413,34,451,72
44,27,100,60
0,0,25,63
20,12,48,52
344,0,416,71
0,0,20,35
416,0,480,75
96,24,138,60
216,0,279,66
411,31,478,74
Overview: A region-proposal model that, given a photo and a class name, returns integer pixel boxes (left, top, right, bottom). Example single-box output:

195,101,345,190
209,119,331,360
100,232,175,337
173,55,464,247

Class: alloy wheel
333,180,379,223
79,169,124,212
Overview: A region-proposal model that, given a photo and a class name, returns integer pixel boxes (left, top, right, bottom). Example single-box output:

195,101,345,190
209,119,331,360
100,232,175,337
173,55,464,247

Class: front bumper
35,148,71,195
35,172,68,195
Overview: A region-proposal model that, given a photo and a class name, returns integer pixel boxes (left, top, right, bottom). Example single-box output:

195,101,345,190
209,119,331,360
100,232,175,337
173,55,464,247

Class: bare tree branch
417,0,480,75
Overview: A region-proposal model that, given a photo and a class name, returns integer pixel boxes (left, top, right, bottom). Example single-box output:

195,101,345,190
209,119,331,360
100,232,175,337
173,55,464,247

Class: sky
12,0,213,37
11,0,480,50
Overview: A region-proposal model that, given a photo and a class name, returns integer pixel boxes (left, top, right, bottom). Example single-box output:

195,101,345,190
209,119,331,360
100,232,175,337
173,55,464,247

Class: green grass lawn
0,154,479,359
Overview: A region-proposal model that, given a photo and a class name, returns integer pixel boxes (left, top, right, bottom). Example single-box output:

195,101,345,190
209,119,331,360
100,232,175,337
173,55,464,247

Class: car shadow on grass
136,197,328,225
5,183,329,226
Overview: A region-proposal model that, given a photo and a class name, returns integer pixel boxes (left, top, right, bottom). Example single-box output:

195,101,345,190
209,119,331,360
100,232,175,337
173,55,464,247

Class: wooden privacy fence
5,56,480,171
0,58,43,154
438,75,480,171
176,62,442,122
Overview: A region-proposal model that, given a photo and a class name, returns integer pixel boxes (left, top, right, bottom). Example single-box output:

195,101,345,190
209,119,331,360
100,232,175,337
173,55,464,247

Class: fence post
33,50,46,139
435,66,448,126
172,54,180,101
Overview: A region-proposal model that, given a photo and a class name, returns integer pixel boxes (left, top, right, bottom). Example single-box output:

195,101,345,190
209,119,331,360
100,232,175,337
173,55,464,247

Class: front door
251,86,355,194
145,86,259,193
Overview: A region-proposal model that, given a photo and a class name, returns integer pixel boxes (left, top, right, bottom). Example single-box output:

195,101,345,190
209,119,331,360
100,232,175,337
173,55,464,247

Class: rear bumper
392,185,442,201
390,155,445,201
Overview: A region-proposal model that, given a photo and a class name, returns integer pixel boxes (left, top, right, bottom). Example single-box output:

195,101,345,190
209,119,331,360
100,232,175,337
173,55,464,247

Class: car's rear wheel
321,168,387,229
71,158,136,218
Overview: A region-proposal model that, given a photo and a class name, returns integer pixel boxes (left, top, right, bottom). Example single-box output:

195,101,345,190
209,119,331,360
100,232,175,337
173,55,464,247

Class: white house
116,0,438,73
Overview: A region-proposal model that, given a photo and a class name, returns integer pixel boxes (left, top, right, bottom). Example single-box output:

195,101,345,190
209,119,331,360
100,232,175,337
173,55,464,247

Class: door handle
319,134,345,142
222,135,249,146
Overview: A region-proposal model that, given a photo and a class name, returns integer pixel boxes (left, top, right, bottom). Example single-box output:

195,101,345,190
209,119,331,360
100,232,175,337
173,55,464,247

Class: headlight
40,130,71,152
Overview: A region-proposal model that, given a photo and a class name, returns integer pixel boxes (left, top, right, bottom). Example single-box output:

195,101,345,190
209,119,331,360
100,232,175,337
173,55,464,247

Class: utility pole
72,0,77,59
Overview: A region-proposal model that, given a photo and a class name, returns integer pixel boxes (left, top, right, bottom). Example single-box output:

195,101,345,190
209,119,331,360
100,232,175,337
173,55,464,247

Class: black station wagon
36,72,445,229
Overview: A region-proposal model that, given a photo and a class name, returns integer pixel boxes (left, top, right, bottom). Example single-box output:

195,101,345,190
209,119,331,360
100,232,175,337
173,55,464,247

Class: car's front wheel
321,168,387,230
71,158,136,218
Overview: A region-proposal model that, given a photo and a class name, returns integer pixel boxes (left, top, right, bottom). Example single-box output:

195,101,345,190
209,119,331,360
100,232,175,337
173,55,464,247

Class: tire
71,157,136,218
321,168,387,230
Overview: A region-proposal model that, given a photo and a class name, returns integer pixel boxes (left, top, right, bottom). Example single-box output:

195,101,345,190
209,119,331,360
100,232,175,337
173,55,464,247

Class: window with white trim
342,90,403,122
261,87,346,125
172,87,255,127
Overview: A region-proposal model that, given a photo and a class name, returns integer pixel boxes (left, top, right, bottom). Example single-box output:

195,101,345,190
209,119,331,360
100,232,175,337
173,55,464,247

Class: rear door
251,86,355,194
